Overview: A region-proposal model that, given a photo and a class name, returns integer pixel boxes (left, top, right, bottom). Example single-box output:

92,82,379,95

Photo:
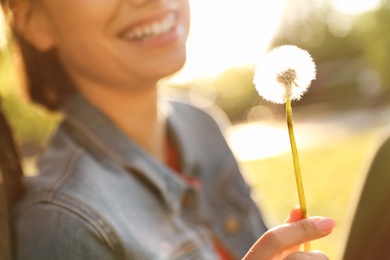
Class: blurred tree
209,67,259,122
166,66,264,122
268,0,390,108
272,0,359,62
351,5,390,90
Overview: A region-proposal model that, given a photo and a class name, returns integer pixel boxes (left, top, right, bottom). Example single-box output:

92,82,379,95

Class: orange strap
165,139,234,260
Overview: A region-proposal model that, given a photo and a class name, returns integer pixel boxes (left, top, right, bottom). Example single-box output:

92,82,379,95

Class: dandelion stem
285,97,311,251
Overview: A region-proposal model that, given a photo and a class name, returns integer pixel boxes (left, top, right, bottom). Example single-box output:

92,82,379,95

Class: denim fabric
12,94,267,259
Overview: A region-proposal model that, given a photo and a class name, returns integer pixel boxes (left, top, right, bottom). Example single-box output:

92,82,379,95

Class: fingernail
290,205,300,214
315,218,336,231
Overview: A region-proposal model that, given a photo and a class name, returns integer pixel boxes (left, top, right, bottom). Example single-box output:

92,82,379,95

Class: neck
76,83,167,163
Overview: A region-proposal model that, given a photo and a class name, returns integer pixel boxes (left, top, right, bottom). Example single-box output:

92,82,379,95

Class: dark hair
0,103,25,207
0,3,25,206
1,2,71,256
0,99,25,259
1,1,75,111
15,34,75,111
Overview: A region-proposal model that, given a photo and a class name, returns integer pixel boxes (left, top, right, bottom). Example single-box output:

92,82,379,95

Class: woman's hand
243,206,336,260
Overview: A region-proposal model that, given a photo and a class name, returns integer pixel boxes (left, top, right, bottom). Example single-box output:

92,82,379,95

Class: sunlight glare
227,122,289,161
0,9,7,49
171,0,288,83
170,0,382,84
331,0,381,15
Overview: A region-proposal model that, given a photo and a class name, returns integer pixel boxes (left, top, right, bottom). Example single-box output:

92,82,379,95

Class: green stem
285,98,311,251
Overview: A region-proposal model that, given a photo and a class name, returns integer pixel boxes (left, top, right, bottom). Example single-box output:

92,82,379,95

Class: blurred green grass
241,128,380,259
0,48,60,157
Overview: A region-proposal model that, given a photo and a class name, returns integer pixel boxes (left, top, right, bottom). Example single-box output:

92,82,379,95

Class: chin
152,52,187,79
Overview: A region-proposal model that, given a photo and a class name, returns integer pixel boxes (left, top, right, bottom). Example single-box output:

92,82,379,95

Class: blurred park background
2,0,390,258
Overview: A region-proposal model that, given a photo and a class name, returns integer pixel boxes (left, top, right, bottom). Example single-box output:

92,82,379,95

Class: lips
120,13,176,41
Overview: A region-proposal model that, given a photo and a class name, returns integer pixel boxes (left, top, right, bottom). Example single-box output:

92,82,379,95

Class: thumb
243,217,336,260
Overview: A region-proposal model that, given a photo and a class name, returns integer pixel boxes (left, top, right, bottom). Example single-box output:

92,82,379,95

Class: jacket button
224,216,240,235
182,192,196,207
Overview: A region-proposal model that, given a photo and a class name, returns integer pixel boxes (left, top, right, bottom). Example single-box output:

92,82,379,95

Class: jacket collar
62,93,190,214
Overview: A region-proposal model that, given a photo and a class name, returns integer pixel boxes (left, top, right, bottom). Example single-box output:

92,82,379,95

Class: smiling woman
1,0,335,259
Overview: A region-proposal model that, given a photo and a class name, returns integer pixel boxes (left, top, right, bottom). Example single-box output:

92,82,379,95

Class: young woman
1,0,335,259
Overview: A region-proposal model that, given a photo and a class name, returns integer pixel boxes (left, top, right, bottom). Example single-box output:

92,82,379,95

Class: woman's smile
119,12,181,48
121,12,176,41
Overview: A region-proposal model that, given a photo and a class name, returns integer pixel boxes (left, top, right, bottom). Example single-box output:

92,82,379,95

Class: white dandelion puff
253,45,316,104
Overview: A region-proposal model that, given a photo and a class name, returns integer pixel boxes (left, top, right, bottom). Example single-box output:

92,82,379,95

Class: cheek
45,0,114,40
47,7,112,66
55,36,117,83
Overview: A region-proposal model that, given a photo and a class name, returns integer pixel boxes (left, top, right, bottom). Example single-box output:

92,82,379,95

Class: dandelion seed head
253,45,316,104
276,68,297,86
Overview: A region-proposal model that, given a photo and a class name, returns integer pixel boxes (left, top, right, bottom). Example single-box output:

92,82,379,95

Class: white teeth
124,13,175,40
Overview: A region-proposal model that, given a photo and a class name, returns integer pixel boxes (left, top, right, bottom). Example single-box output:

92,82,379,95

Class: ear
10,0,55,52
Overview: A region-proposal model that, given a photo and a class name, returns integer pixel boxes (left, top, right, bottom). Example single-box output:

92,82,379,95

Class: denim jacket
12,94,267,259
